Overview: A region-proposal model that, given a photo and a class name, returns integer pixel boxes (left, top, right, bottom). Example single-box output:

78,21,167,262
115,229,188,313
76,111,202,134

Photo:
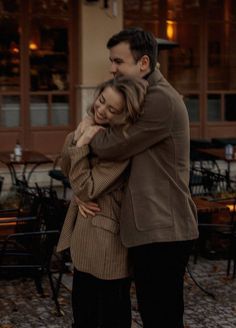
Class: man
79,27,199,328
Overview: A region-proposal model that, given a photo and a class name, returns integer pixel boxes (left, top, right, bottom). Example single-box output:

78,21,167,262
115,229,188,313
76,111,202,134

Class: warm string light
226,204,235,212
9,41,19,54
0,217,17,226
9,41,39,52
29,42,38,50
166,20,175,40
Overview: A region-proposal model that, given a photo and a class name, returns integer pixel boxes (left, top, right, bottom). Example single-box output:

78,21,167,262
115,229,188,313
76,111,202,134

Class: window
0,0,75,154
0,0,71,129
29,0,69,126
184,95,200,122
124,0,160,35
0,0,20,127
207,95,221,121
225,94,236,121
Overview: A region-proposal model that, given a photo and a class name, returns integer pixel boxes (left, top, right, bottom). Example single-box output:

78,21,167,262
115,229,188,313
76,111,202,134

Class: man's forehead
110,41,131,52
109,54,124,61
109,43,132,58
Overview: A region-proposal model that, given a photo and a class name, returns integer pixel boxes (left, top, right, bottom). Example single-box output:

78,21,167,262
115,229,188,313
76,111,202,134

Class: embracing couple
57,27,199,328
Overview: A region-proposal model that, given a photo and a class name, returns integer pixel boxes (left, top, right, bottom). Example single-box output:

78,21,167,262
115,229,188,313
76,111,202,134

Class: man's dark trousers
129,240,194,328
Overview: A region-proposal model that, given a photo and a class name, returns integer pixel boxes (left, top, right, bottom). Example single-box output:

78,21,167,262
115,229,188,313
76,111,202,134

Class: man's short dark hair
107,27,158,72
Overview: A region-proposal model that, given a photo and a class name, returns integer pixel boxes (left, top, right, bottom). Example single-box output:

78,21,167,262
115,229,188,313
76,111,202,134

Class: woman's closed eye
94,86,125,125
108,106,121,115
99,95,105,104
99,94,122,115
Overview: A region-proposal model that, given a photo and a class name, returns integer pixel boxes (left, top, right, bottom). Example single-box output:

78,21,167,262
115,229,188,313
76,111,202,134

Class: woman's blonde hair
88,75,148,130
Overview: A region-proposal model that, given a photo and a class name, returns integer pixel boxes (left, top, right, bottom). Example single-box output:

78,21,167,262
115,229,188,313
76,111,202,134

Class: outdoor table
190,196,231,297
192,195,234,276
192,196,229,224
0,216,35,238
0,150,53,186
193,196,227,212
197,147,236,188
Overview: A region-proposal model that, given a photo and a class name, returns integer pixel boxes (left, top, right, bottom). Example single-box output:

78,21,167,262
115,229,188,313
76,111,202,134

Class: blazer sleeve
90,87,174,161
67,145,129,202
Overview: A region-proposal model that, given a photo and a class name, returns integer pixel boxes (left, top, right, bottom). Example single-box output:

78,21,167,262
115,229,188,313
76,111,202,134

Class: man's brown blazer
90,69,199,247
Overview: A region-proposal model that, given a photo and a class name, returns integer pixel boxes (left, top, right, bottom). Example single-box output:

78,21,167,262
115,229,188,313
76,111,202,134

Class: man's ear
139,55,150,72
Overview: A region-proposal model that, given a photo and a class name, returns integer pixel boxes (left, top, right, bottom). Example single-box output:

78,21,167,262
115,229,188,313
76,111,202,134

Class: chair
190,167,236,276
229,227,236,278
190,166,235,198
36,185,69,232
0,185,67,315
49,155,70,199
214,199,236,277
0,223,62,313
0,176,4,195
190,148,220,175
189,167,233,196
190,138,222,175
211,137,236,148
0,184,40,238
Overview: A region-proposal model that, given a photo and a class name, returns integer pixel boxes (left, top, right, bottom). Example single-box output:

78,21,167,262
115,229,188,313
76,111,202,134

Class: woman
57,76,147,328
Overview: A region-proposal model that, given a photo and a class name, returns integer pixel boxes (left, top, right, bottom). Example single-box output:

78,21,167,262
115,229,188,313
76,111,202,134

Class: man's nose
110,62,117,75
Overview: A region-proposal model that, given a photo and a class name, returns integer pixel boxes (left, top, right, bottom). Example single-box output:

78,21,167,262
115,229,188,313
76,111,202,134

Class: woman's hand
74,115,95,142
74,195,100,218
76,125,105,147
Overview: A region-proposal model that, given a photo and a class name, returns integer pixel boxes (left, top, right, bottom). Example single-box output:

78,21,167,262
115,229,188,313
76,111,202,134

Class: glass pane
124,0,141,13
29,2,69,91
207,95,221,121
207,0,225,21
206,0,236,22
142,0,159,16
0,6,20,91
31,0,69,17
124,20,159,36
184,95,199,122
168,23,200,91
167,0,201,22
232,3,236,23
52,95,69,126
208,23,236,90
124,0,160,35
0,0,19,12
124,0,159,20
1,95,20,127
224,94,236,121
30,96,48,126
227,23,236,89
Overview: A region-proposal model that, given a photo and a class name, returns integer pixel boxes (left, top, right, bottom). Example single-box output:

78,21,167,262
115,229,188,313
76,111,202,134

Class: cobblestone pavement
0,256,236,328
184,258,236,328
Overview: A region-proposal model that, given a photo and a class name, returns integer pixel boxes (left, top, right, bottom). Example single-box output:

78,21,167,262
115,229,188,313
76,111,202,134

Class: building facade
0,0,235,156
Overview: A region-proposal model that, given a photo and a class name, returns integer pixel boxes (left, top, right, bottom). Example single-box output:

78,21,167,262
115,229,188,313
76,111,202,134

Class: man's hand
74,195,101,218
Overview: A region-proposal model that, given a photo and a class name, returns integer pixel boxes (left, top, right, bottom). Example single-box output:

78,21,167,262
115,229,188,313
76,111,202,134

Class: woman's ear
139,55,150,72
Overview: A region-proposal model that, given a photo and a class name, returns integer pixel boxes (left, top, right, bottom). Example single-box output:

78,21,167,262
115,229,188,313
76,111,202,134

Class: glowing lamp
29,42,38,50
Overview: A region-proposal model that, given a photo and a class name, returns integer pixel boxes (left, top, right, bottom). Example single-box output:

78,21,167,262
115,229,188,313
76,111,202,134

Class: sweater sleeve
68,145,129,202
